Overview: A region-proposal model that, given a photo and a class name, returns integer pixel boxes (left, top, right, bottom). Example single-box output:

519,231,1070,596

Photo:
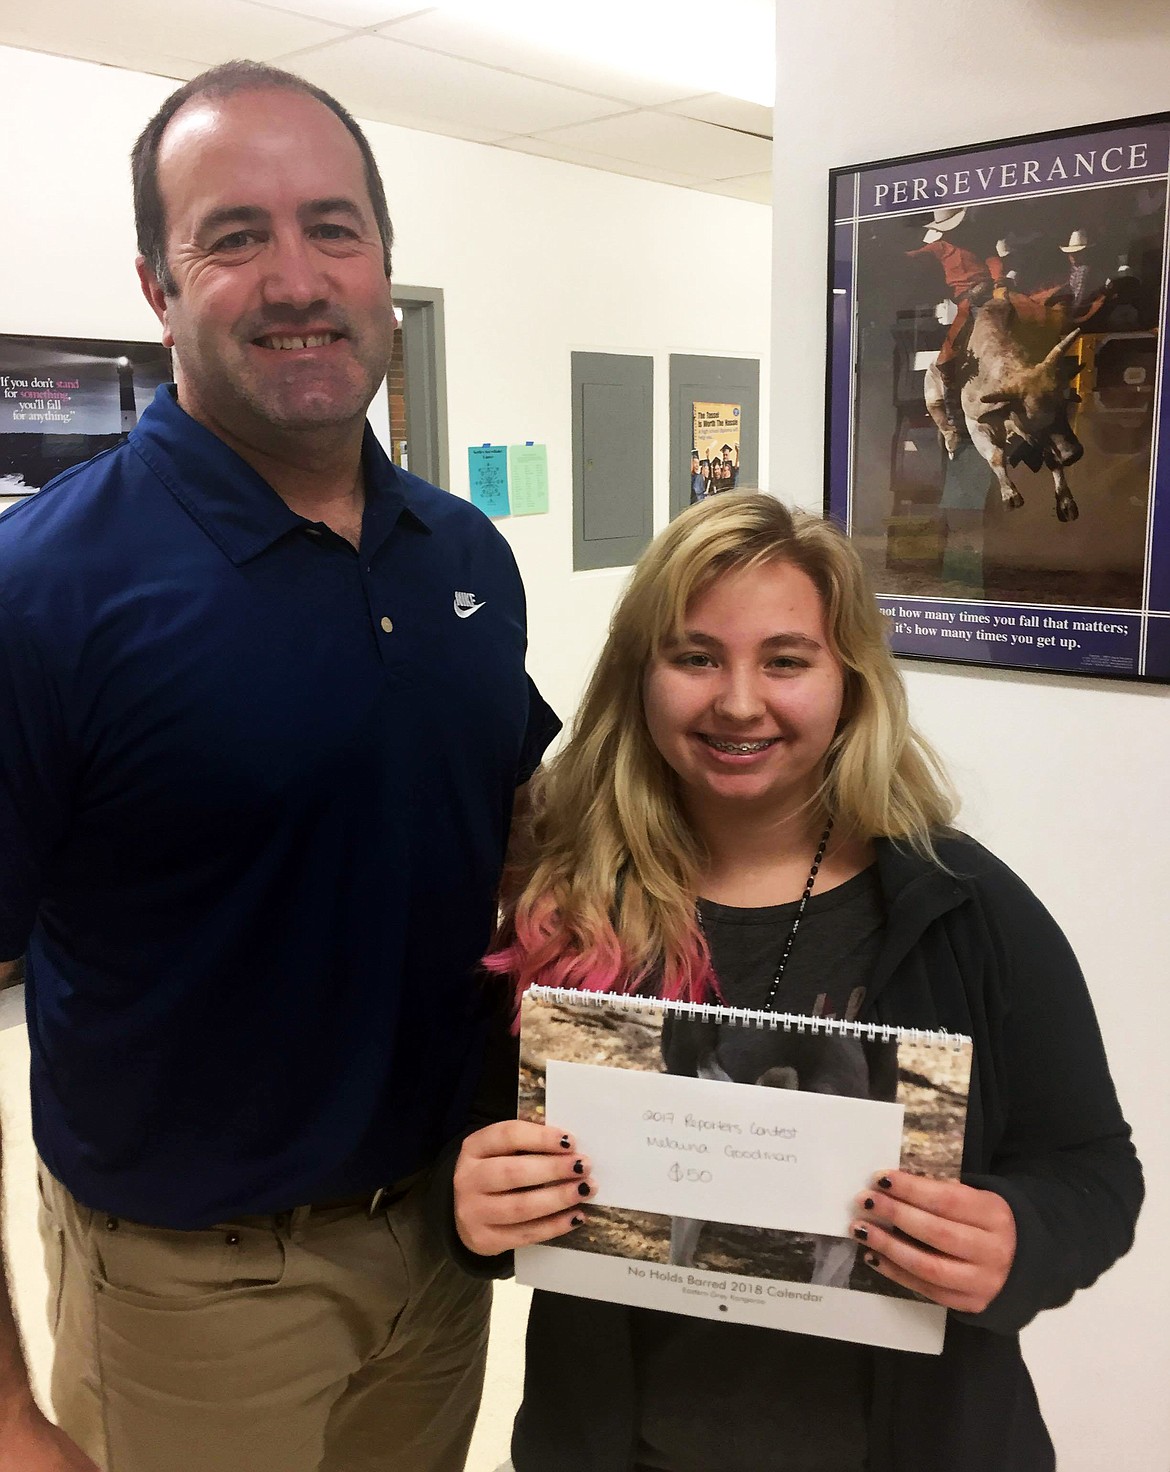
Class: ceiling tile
702,172,772,204
500,136,705,190
253,0,431,26
0,34,203,82
535,111,772,179
380,10,703,107
283,34,626,138
661,93,772,139
0,2,774,200
0,0,345,67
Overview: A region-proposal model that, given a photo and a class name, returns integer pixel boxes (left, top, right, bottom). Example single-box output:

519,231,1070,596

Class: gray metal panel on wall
669,354,760,518
572,352,653,571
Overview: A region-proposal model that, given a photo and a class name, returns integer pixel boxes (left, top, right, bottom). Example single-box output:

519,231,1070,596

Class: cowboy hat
1060,229,1091,253
930,207,967,231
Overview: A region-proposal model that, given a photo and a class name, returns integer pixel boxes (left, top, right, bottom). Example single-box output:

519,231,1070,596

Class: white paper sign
545,1059,905,1239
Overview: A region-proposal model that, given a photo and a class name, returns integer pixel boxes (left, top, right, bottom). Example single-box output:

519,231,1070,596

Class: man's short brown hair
132,60,394,294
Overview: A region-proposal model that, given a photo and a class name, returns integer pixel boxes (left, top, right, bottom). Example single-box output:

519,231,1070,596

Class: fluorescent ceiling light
432,0,775,107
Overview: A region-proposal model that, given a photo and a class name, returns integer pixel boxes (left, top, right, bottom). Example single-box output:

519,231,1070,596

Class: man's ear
136,256,174,348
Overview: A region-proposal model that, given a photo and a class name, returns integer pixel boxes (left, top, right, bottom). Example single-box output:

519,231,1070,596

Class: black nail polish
853,1225,868,1242
878,1175,893,1190
865,1251,879,1267
559,1135,571,1149
863,1197,875,1211
573,1159,585,1174
577,1182,591,1197
571,1214,584,1226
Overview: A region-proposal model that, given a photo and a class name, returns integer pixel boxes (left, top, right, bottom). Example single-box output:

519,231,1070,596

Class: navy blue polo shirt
0,386,558,1228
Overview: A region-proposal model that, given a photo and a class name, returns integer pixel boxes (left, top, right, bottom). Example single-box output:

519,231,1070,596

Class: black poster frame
825,111,1170,685
0,333,171,499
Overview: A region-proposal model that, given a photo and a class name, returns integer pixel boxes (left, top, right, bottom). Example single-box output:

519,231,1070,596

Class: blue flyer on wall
468,443,510,518
826,113,1170,683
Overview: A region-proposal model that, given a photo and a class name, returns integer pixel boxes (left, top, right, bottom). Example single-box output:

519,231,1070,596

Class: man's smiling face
141,86,395,447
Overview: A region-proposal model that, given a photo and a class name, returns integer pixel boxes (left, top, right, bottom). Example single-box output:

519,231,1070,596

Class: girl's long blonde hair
488,493,956,1002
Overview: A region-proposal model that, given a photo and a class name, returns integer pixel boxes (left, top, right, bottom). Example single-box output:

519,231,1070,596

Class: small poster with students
690,402,741,502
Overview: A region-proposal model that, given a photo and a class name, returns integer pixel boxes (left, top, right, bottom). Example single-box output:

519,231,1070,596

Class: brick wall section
388,322,407,465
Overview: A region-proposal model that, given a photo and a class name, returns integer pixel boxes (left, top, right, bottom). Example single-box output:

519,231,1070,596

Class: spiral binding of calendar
526,985,970,1051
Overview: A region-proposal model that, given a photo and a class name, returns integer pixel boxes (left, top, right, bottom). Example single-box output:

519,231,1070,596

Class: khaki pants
37,1162,490,1472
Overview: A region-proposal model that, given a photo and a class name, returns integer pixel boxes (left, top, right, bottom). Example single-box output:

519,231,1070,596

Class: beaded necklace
696,815,834,1011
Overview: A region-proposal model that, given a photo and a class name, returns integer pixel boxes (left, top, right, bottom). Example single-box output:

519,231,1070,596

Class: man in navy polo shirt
0,61,558,1472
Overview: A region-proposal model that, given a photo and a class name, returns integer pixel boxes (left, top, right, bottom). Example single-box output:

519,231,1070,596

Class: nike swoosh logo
454,593,485,618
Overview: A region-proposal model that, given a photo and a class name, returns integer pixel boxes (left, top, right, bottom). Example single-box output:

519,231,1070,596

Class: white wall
771,4,1170,1466
0,44,771,725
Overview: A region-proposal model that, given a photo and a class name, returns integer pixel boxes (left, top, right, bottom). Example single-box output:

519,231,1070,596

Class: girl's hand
453,1120,595,1257
851,1169,1017,1313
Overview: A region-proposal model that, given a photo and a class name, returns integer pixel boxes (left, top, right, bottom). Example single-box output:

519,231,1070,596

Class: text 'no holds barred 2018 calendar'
515,987,973,1354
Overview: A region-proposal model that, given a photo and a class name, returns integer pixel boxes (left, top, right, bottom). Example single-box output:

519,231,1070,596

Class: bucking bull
924,294,1084,522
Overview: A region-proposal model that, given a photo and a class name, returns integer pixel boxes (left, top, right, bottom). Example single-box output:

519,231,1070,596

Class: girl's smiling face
642,559,847,828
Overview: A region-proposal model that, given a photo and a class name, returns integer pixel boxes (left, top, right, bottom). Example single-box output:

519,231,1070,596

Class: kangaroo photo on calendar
515,987,973,1354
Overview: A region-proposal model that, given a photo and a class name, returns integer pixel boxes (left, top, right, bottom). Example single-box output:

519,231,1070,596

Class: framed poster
690,401,742,502
0,335,171,498
826,113,1170,682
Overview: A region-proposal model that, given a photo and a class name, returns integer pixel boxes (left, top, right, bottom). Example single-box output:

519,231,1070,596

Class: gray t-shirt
633,864,886,1472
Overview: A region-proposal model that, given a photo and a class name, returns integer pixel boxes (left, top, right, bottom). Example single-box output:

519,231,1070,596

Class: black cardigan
434,835,1143,1471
